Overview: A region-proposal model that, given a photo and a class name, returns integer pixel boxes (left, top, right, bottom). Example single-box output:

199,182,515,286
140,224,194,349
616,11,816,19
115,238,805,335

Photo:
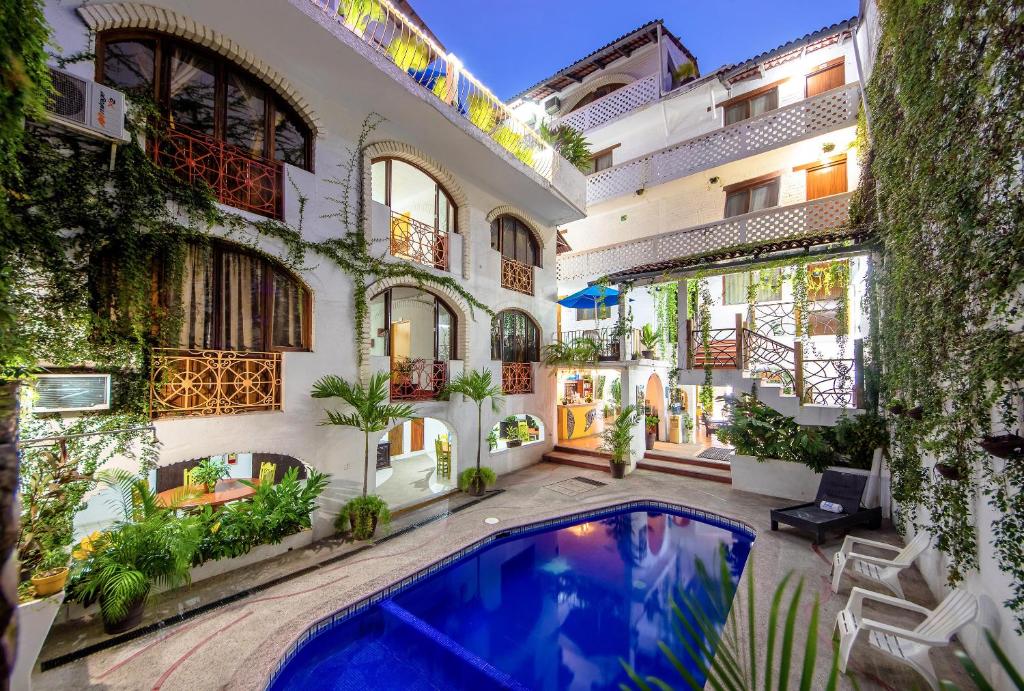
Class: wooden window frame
721,270,783,305
372,287,458,361
371,157,459,234
723,173,782,218
96,30,314,171
587,143,620,174
490,215,541,268
491,310,541,363
804,57,845,98
719,79,786,124
792,153,848,172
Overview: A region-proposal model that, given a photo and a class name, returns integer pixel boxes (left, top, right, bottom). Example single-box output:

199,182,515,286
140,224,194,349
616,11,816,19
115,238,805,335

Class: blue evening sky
409,1,859,100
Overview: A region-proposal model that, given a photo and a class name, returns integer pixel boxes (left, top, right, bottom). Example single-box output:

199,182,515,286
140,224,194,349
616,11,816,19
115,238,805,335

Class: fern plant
540,122,592,171
542,337,601,369
601,404,641,464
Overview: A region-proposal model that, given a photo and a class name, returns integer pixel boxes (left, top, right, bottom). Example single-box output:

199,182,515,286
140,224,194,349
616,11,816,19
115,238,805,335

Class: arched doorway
645,373,666,441
375,417,456,508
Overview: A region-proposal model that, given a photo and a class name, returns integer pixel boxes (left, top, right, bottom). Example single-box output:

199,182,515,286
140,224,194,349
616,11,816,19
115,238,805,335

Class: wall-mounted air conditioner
44,66,129,142
34,374,112,413
544,97,561,116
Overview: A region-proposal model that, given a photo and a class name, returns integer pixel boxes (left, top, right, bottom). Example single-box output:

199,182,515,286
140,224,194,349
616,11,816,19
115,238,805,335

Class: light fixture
484,517,499,525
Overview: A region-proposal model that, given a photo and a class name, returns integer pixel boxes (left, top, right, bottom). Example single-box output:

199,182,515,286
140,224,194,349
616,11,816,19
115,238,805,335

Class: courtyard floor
34,461,975,690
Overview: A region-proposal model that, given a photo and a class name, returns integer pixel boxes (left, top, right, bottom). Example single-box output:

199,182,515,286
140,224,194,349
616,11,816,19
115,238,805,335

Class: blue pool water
271,506,753,690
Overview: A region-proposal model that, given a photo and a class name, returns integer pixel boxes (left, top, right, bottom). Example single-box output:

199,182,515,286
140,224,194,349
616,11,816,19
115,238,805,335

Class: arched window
491,310,540,363
156,241,310,352
371,158,457,233
490,215,540,268
568,82,629,113
97,32,312,169
369,287,457,361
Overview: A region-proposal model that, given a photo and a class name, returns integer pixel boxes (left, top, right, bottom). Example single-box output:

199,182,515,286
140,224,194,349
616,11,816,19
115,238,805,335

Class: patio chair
259,461,276,486
835,586,977,690
701,413,722,436
183,467,200,488
770,470,882,544
831,531,931,598
435,435,451,479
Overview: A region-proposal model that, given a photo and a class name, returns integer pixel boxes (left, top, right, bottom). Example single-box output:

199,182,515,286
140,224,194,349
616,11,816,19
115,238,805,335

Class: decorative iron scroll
502,362,533,395
390,212,448,270
390,358,448,401
751,300,841,338
150,348,282,418
501,255,534,295
742,329,795,389
802,358,854,407
153,126,283,219
690,328,738,368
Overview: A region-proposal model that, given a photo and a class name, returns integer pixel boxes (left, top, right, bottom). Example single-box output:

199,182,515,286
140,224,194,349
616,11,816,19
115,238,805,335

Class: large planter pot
980,434,1024,459
609,461,626,479
31,567,69,597
731,450,882,507
641,350,655,359
12,593,65,690
348,510,381,540
506,439,522,448
645,431,656,450
102,592,147,634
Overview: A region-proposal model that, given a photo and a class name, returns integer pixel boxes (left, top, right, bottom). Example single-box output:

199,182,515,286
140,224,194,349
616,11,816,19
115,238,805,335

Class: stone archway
373,416,457,509
645,372,666,441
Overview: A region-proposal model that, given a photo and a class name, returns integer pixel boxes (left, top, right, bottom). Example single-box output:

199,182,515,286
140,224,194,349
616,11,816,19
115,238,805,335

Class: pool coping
264,498,758,689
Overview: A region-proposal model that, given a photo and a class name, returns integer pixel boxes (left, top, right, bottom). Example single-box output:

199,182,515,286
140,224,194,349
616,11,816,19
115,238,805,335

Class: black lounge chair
770,470,882,544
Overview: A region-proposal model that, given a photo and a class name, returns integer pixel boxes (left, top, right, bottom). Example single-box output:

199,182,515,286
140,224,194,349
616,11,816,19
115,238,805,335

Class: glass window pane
503,224,515,260
724,102,746,125
437,304,453,360
168,45,216,135
723,273,749,305
273,107,307,168
219,250,264,350
438,196,450,233
749,180,779,211
371,160,387,205
370,291,387,356
749,89,778,117
167,244,214,348
724,190,748,218
102,40,155,96
514,227,528,264
271,270,305,349
388,160,438,227
225,70,267,157
490,220,500,252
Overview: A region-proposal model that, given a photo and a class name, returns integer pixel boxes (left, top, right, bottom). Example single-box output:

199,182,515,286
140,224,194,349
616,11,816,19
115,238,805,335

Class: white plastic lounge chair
831,531,931,598
835,586,977,690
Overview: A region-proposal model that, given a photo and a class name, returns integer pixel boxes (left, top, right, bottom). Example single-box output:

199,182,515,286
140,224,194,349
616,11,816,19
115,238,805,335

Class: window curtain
272,271,305,349
225,71,266,157
168,46,215,135
220,250,263,350
171,245,214,348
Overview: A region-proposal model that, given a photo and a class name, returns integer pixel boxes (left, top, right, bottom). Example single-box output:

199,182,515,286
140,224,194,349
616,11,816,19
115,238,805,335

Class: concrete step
635,458,733,484
552,445,612,460
543,450,610,473
643,451,732,471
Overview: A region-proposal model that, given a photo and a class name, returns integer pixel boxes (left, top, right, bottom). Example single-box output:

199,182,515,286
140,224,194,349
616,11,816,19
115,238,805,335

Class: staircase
543,445,732,484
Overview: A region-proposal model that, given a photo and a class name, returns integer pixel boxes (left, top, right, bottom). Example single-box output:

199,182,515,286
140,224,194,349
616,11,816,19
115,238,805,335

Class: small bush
457,467,496,491
336,495,390,540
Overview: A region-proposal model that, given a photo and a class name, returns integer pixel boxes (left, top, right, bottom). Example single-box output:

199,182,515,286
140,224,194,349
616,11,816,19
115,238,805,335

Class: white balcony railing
586,83,860,206
556,73,660,133
556,193,854,282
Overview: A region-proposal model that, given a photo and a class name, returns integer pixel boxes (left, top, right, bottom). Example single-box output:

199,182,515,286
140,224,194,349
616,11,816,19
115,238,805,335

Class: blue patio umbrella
557,285,620,310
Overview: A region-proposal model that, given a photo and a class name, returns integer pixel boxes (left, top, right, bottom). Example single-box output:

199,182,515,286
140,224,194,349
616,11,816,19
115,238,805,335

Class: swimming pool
269,503,753,690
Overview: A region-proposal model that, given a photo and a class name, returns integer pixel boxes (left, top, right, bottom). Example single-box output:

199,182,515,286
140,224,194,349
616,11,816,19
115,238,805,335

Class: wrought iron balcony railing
390,358,448,400
500,255,534,295
390,211,448,270
558,329,621,360
557,193,854,282
556,73,660,133
586,82,860,205
149,348,282,418
152,126,283,219
307,0,555,180
501,362,533,395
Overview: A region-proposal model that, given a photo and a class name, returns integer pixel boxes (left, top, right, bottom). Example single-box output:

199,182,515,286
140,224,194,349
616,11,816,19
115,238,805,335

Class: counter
557,403,603,440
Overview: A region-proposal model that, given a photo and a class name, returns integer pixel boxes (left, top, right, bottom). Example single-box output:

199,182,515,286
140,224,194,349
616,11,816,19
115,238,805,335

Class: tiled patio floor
33,461,977,690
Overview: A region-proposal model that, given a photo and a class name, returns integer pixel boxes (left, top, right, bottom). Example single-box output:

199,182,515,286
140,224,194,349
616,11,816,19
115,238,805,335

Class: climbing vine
856,0,1024,628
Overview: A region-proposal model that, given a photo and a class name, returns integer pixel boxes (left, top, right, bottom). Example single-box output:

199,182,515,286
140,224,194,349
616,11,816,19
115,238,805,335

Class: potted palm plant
336,495,391,540
191,457,229,493
71,470,203,633
444,368,503,496
645,414,660,450
601,404,640,478
639,324,660,359
30,550,69,596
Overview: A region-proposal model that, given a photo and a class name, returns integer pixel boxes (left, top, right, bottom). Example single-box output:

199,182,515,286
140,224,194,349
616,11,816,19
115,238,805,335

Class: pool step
544,449,732,484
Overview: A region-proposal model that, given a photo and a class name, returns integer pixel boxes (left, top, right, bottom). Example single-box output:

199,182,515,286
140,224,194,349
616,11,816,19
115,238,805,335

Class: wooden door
806,159,848,200
390,321,412,360
805,58,845,97
410,418,425,452
388,424,404,457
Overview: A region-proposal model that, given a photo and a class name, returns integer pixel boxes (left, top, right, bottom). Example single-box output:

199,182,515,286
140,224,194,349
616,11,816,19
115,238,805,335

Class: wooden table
156,478,261,510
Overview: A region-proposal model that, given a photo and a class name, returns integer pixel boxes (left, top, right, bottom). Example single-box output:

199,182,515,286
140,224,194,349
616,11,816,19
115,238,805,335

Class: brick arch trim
76,2,323,135
559,73,637,115
485,205,548,249
363,141,472,279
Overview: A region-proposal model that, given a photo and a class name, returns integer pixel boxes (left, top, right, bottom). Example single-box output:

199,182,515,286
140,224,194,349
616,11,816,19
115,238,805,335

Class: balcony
558,330,620,361
390,211,448,270
556,73,660,133
152,126,283,219
149,348,282,419
390,358,448,401
500,256,534,295
557,193,854,282
586,83,860,206
501,362,533,395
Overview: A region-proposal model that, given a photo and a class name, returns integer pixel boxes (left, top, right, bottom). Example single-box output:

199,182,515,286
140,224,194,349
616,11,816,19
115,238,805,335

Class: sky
409,0,860,101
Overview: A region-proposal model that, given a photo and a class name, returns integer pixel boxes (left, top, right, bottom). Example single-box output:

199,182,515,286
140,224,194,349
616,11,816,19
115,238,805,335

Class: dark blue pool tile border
266,499,756,688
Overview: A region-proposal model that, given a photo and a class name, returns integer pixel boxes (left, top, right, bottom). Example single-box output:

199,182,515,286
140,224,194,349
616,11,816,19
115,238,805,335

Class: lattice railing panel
500,255,534,295
586,83,859,205
502,362,533,395
390,359,448,401
391,211,448,270
802,358,855,407
556,193,853,281
154,126,283,219
557,74,660,133
150,348,282,418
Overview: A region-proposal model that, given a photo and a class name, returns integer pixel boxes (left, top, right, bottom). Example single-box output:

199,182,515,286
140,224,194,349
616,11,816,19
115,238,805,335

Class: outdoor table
156,478,261,510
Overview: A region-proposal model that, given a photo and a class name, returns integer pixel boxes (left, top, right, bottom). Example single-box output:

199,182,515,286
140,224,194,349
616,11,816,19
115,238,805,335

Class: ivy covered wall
857,0,1024,660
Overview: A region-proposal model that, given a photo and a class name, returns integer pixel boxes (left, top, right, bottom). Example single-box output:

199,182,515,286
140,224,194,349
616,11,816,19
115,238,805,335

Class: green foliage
857,0,1024,618
337,494,391,540
716,394,836,473
312,371,415,496
196,468,328,563
542,337,600,368
34,549,68,576
486,429,498,451
190,458,229,490
457,466,496,491
639,324,661,352
601,404,640,464
645,414,660,431
610,378,622,405
70,469,203,625
445,368,504,478
539,122,592,171
831,412,887,469
492,125,535,167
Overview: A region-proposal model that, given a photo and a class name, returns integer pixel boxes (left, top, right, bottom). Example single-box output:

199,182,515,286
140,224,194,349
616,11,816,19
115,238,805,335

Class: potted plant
645,414,660,450
499,415,519,440
487,429,499,451
639,324,660,359
518,426,532,445
934,463,963,481
71,470,203,634
336,495,390,540
30,550,69,596
979,433,1024,459
601,404,640,478
443,368,504,496
191,457,229,493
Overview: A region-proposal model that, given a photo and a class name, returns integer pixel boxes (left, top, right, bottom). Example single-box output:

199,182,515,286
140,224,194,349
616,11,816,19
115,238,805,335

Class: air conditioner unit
34,374,112,413
544,97,561,116
44,66,129,142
